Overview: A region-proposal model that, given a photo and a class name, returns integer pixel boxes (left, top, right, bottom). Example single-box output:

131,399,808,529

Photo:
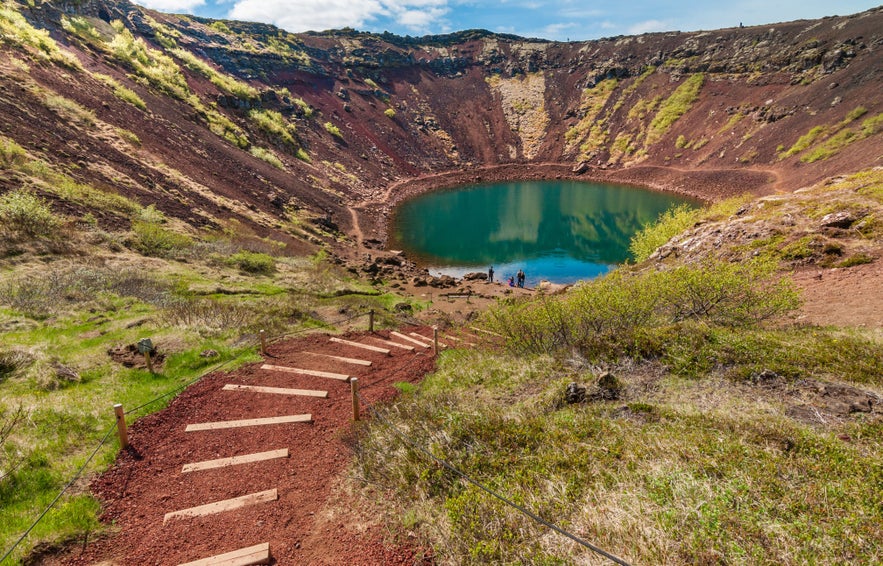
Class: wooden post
368,310,375,332
259,330,267,355
144,351,153,374
114,404,129,449
351,378,360,421
433,326,439,356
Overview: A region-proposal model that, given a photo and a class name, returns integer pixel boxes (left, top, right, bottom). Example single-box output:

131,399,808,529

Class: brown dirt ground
43,328,443,566
791,261,883,329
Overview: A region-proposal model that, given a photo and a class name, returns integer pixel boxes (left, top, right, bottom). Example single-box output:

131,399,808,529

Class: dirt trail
47,329,442,565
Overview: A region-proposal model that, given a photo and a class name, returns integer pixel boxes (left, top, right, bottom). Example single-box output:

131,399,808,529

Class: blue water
388,180,698,286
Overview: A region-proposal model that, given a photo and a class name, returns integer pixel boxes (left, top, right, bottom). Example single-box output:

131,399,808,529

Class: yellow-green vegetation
0,202,417,562
108,21,190,100
629,195,750,262
1,135,141,217
718,111,744,134
384,108,396,119
249,146,285,169
0,189,59,239
355,212,882,563
292,97,313,118
170,47,259,100
610,66,655,113
324,121,343,139
645,73,704,146
565,78,618,156
40,92,95,127
0,2,81,69
248,109,297,147
93,73,147,110
781,107,881,162
114,128,141,147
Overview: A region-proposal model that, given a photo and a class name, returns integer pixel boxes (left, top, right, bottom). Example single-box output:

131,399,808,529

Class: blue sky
136,0,881,41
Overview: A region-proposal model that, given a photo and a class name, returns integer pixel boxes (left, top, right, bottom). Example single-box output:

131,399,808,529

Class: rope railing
0,425,117,564
1,309,377,563
353,347,632,566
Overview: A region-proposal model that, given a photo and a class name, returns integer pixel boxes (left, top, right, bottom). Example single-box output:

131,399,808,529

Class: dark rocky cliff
1,0,880,248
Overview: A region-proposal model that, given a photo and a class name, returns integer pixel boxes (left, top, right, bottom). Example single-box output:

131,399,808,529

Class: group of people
487,266,526,288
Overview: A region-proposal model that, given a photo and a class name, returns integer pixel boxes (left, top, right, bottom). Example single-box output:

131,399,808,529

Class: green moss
645,73,704,146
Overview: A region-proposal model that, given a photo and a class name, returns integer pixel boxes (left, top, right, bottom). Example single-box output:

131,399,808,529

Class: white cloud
627,19,673,35
227,0,448,33
137,0,206,11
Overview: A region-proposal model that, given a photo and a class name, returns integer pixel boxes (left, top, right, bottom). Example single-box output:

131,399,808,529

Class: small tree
0,189,60,239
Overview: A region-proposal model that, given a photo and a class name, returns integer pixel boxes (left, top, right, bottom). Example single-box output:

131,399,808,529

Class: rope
0,424,117,564
358,391,632,566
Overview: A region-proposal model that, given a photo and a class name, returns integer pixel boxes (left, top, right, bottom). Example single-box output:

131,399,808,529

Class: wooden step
223,384,328,398
164,489,278,524
260,364,349,381
303,352,372,367
328,336,390,355
409,332,448,349
178,542,271,566
470,326,504,338
390,331,431,348
182,449,290,474
366,336,414,351
185,414,312,432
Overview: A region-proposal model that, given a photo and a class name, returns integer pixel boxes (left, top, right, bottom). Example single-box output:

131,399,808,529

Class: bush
249,146,284,169
228,251,275,274
384,108,396,119
485,259,800,359
132,221,192,257
0,189,60,239
324,121,343,139
629,203,699,262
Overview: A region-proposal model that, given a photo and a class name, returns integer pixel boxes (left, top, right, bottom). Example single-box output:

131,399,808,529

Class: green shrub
384,108,396,119
629,203,699,262
0,136,28,169
0,189,60,239
132,221,192,257
485,259,800,359
249,146,284,169
324,121,343,139
228,251,275,274
171,47,258,99
249,109,297,147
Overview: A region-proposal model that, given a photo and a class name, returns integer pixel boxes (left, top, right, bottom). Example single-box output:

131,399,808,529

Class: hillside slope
1,0,881,251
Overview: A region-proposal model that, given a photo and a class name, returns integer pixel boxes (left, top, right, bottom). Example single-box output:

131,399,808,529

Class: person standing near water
516,269,525,288
488,266,494,283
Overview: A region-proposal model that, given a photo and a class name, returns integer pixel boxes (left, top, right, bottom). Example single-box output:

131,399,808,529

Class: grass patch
324,121,343,139
645,73,704,146
249,109,297,147
170,47,258,100
249,146,284,169
93,73,146,110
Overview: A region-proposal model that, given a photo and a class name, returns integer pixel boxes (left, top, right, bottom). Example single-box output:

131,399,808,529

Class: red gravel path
53,329,439,565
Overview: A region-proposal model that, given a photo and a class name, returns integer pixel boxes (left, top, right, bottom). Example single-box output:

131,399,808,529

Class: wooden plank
443,334,463,341
164,489,278,524
185,414,312,432
223,384,328,398
409,332,448,349
260,364,349,381
182,449,289,473
390,331,431,348
366,336,414,351
304,352,372,367
329,336,390,355
178,542,271,566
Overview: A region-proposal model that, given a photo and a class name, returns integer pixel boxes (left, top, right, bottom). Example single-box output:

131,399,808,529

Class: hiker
488,266,494,283
516,269,525,288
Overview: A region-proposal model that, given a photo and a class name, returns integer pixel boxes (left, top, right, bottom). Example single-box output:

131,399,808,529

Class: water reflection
389,180,698,285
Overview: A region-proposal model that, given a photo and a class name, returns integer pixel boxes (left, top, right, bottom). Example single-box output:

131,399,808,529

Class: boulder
820,210,858,229
463,271,488,281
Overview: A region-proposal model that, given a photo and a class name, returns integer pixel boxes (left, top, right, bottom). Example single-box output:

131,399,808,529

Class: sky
135,0,882,41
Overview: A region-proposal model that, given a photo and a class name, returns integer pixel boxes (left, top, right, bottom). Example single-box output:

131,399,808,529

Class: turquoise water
388,180,699,286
